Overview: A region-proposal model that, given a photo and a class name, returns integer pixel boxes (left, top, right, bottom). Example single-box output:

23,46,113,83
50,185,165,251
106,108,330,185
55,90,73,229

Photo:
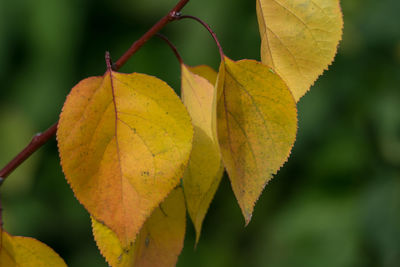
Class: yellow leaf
188,65,218,86
57,71,193,246
257,0,343,101
181,64,224,243
92,187,186,267
217,57,297,224
0,230,67,267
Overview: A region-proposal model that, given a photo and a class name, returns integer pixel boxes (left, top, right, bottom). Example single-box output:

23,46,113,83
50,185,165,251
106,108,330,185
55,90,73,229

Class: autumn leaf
216,57,297,224
57,70,193,246
0,230,67,267
92,187,186,267
256,0,343,101
188,65,218,86
181,64,224,243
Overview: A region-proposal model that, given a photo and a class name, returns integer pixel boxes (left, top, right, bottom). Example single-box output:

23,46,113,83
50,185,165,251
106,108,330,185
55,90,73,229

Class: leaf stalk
177,15,225,62
156,33,183,65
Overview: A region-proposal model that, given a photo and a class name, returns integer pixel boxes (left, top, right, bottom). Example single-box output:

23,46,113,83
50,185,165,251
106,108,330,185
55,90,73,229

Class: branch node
111,63,118,71
170,11,182,20
32,133,41,142
0,122,58,180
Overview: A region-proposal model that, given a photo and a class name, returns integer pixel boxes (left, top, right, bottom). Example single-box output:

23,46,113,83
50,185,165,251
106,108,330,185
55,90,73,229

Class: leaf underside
181,64,224,243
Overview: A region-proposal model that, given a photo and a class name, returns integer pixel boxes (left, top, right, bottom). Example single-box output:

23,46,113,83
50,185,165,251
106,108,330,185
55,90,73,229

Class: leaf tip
239,202,255,227
244,213,253,227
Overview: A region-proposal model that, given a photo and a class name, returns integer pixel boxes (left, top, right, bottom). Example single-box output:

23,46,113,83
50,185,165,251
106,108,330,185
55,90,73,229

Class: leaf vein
225,67,279,156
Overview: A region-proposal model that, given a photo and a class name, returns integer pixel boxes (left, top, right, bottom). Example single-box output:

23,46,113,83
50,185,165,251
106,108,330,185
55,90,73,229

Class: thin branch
0,0,191,183
177,15,225,61
0,123,58,180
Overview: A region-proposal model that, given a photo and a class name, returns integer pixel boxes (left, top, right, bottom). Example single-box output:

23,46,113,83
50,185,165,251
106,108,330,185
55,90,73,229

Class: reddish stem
113,0,190,70
0,0,191,183
178,15,225,62
156,33,183,64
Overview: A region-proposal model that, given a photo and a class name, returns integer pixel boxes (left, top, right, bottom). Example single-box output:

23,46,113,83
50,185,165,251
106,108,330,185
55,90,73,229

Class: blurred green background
1,0,399,266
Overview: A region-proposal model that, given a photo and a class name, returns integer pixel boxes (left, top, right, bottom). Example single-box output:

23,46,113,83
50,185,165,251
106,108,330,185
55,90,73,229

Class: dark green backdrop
1,0,399,266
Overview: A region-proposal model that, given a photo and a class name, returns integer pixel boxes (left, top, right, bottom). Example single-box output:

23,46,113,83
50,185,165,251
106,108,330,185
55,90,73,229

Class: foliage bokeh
0,0,399,266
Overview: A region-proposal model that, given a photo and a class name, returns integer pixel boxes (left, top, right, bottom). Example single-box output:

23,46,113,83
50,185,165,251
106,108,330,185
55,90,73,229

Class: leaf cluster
0,0,343,266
